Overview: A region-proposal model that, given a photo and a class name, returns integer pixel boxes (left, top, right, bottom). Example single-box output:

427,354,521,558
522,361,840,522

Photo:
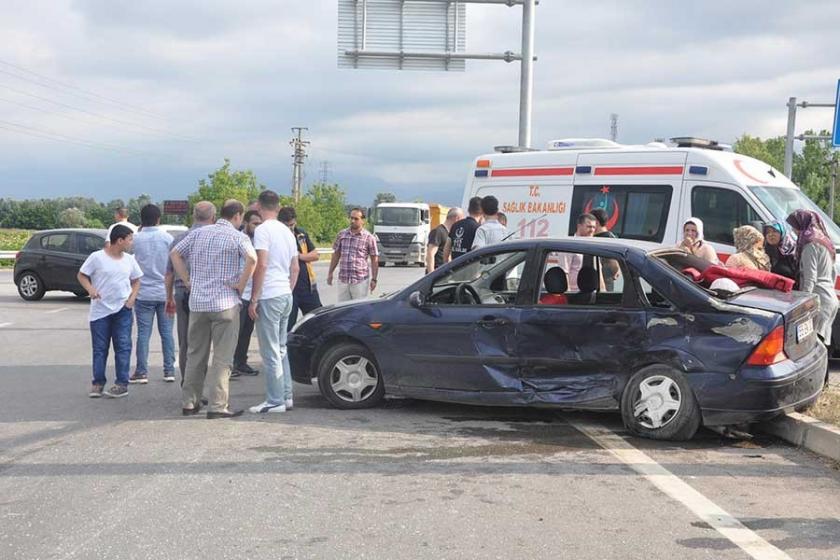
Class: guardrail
316,248,334,255
0,250,17,259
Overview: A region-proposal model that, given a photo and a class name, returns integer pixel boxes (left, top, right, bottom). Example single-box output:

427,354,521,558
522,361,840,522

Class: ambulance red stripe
490,167,574,177
594,166,685,176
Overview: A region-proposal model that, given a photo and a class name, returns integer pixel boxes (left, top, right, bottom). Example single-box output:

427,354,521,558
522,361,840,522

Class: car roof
481,236,663,256
33,228,108,236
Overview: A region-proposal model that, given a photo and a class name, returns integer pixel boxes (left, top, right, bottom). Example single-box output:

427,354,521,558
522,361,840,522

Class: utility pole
610,113,618,142
290,127,309,203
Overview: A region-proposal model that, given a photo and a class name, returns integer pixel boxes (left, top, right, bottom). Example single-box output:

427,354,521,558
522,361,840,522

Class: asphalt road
2,264,840,560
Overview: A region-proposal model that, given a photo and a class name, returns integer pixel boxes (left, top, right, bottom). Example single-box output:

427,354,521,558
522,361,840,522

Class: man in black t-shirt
426,207,463,273
591,208,619,291
447,196,483,261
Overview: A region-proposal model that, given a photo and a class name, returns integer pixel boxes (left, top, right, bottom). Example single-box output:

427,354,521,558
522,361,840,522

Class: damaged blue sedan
288,238,827,441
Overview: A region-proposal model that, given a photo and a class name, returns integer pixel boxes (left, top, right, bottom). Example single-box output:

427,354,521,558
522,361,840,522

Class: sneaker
234,363,260,376
163,372,175,383
129,373,148,384
89,384,104,398
104,384,128,398
249,401,286,414
284,399,294,410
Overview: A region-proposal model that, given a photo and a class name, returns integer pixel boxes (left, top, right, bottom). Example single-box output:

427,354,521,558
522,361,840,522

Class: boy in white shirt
77,225,143,398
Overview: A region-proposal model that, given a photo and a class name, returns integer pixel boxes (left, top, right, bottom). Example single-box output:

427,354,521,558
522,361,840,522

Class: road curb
757,412,840,462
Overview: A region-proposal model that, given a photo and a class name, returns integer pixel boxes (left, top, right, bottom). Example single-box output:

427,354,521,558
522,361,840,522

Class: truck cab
373,202,430,266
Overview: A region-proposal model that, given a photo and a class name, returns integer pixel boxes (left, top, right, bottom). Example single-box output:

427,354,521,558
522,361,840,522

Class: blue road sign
834,79,840,147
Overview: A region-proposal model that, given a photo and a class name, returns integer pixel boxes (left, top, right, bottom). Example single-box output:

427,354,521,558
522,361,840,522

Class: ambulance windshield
749,186,840,248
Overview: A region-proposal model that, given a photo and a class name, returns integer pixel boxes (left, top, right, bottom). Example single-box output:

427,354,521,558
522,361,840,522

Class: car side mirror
409,290,425,308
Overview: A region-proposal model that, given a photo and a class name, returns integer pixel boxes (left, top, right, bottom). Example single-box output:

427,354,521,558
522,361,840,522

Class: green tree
189,159,264,217
734,131,837,217
374,192,396,205
58,207,86,228
127,194,153,225
307,183,348,243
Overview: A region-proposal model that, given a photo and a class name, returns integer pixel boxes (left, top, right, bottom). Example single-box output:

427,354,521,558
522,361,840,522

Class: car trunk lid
724,289,819,362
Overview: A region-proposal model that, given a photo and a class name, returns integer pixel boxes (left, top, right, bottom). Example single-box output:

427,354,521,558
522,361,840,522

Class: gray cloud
0,0,838,207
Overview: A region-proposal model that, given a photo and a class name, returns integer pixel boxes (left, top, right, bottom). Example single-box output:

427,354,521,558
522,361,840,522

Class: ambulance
462,137,840,346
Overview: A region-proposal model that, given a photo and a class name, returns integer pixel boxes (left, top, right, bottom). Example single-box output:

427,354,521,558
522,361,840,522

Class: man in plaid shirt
170,200,256,419
327,208,379,301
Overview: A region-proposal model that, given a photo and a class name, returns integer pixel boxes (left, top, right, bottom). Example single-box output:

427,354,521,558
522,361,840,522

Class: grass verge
808,385,840,426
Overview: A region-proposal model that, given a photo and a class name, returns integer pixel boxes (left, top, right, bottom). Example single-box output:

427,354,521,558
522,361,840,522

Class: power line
0,118,159,156
0,58,170,122
0,81,198,142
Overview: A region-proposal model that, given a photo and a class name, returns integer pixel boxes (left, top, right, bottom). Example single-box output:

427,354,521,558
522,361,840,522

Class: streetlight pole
518,0,536,149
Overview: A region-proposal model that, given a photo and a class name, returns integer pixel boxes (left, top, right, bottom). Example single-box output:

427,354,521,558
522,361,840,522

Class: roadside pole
518,0,536,148
784,97,796,179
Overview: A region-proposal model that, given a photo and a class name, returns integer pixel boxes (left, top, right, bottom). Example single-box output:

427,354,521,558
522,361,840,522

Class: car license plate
797,318,814,342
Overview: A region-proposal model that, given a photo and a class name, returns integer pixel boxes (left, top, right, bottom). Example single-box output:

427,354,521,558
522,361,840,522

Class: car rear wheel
317,342,385,409
17,271,45,301
621,365,701,441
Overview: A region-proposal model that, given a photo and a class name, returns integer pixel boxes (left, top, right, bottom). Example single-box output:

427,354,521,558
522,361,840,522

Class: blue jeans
255,295,293,405
90,306,133,386
134,300,175,375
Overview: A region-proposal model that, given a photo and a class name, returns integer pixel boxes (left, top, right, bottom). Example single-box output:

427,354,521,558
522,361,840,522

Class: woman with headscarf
763,221,797,281
726,225,770,271
678,217,719,264
786,210,838,346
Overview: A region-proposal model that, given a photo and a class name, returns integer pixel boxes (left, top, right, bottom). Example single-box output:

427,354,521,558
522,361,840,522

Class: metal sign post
784,91,837,178
338,0,538,148
833,79,840,147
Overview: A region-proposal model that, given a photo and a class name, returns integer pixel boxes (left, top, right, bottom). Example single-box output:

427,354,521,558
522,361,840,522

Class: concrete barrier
758,412,840,463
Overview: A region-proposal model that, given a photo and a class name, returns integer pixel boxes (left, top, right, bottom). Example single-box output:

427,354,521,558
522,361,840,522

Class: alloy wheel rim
330,355,379,403
633,375,682,429
20,275,38,297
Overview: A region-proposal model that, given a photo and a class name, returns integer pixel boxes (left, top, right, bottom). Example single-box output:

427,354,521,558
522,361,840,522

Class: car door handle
597,317,628,327
477,316,510,328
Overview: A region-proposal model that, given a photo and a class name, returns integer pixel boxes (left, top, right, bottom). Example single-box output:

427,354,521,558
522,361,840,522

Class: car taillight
746,326,787,366
14,252,21,261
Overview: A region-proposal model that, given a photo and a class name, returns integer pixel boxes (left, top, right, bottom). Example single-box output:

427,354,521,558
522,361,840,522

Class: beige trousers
181,305,240,413
337,280,370,302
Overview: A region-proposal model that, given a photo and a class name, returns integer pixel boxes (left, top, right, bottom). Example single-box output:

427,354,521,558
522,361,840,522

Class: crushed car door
516,248,647,407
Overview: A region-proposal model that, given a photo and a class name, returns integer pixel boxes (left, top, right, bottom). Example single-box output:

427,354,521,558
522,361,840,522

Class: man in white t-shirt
248,190,300,414
77,224,143,399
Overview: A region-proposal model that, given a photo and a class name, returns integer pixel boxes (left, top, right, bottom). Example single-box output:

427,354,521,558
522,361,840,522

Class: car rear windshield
653,251,748,300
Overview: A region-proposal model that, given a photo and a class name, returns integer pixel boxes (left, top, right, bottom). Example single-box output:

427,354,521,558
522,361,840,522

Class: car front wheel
621,365,701,441
17,271,45,301
317,342,385,409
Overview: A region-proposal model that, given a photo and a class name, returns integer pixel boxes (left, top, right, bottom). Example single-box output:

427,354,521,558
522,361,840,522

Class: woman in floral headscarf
763,221,797,281
726,225,770,271
786,210,838,346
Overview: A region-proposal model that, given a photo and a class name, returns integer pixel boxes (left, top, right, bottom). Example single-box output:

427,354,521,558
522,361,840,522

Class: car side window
691,186,761,245
77,235,104,255
637,277,675,309
428,249,529,305
41,234,72,253
536,251,627,307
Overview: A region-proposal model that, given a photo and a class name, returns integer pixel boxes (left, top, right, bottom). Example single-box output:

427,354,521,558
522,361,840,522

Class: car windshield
375,207,420,226
749,186,840,248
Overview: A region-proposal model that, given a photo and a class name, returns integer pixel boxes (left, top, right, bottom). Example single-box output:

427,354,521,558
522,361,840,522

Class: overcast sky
0,0,838,207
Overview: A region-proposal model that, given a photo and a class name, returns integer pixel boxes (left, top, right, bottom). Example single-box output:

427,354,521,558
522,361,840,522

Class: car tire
316,342,385,410
16,271,46,301
621,365,701,441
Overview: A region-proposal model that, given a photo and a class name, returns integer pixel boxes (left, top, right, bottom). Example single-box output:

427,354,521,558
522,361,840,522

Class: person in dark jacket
763,221,797,282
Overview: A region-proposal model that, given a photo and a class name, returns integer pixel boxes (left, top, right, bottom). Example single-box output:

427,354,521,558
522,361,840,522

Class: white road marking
571,420,792,560
0,322,11,328
44,307,69,314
